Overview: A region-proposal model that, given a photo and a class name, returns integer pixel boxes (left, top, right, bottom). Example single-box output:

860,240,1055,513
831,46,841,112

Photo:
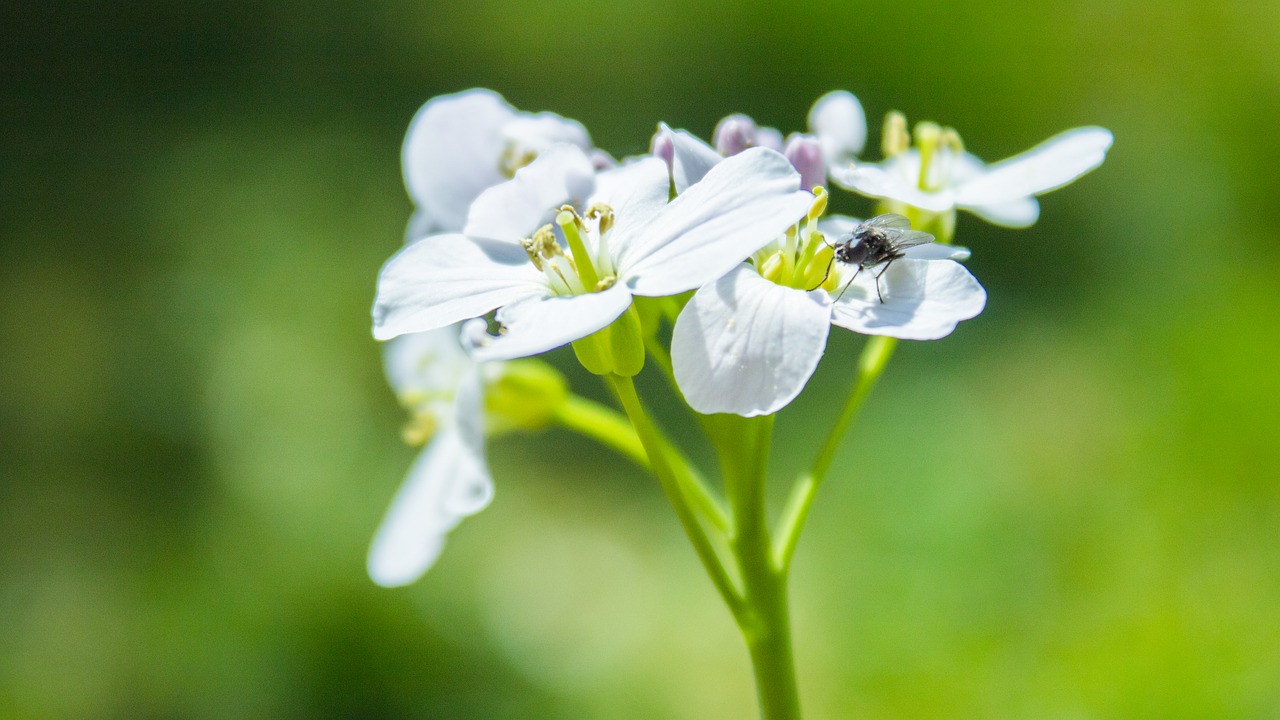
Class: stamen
498,142,538,178
932,126,963,193
914,121,942,191
557,207,600,290
585,203,614,236
400,411,438,446
585,203,616,276
881,111,911,157
528,224,583,295
520,238,544,270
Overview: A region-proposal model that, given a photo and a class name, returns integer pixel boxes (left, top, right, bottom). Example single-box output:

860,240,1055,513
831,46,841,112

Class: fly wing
860,213,912,231
885,228,935,250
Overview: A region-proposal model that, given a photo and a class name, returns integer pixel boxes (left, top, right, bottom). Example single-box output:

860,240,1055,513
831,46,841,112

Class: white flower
652,90,866,194
830,123,1113,228
402,88,602,239
671,211,985,417
807,90,868,171
373,144,815,362
368,325,495,587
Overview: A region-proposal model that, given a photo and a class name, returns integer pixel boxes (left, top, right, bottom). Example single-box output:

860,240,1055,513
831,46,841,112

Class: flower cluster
368,88,1112,585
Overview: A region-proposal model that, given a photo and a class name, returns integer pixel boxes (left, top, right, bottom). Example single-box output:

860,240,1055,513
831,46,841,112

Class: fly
812,213,935,303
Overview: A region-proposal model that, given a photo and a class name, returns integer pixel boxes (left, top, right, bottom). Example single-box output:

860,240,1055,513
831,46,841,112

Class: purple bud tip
784,134,826,191
650,128,675,168
713,114,758,157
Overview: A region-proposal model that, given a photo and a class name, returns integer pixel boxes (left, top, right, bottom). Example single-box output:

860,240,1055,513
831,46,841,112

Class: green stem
636,333,733,532
607,374,743,614
556,391,729,531
553,394,649,469
717,415,802,720
775,335,897,569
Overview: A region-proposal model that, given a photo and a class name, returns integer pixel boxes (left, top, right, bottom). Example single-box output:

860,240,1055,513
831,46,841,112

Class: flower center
881,111,965,193
519,203,618,296
397,388,455,446
753,188,841,293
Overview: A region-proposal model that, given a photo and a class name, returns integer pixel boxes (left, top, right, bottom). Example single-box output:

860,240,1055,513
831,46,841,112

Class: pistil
557,206,600,290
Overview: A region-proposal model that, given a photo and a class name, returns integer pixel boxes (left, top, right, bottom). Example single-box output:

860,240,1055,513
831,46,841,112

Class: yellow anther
914,121,943,192
533,225,560,259
759,253,784,283
940,127,964,153
807,187,828,224
499,143,538,178
594,275,617,292
914,121,941,150
400,412,437,447
521,237,544,270
585,203,615,235
881,111,911,157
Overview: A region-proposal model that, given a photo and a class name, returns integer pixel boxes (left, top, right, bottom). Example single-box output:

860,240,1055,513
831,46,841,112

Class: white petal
464,144,596,241
404,208,433,245
621,148,813,297
373,234,546,340
382,326,472,399
953,127,1113,206
465,282,634,361
589,157,671,243
964,196,1041,227
450,370,491,515
809,90,867,164
402,89,516,234
367,425,492,587
829,162,957,213
671,266,830,417
501,113,592,155
902,243,972,261
656,123,724,192
829,259,986,340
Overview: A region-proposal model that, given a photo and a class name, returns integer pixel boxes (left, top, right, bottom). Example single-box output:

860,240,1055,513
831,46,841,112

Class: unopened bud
713,113,759,157
784,134,826,191
485,359,569,432
650,126,675,166
754,126,784,152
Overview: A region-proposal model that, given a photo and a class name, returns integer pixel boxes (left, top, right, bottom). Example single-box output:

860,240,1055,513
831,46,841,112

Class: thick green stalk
606,375,743,613
714,415,802,720
553,394,649,468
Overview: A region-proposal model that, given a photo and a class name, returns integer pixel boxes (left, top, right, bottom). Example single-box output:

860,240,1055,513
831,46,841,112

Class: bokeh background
3,0,1279,718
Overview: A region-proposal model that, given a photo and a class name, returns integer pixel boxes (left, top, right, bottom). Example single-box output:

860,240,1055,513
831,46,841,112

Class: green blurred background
3,0,1278,717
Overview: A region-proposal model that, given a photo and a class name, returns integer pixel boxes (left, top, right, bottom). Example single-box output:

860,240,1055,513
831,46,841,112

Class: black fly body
811,213,935,303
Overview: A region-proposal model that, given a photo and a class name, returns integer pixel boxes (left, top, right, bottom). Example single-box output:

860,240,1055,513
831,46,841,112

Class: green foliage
2,0,1278,717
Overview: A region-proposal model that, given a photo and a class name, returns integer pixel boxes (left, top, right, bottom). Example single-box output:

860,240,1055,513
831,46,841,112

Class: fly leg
834,266,862,303
872,256,899,304
808,256,835,292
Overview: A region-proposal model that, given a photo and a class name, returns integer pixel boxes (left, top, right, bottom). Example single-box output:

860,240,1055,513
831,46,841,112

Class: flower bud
484,359,569,433
572,304,645,377
650,126,675,166
784,134,826,191
713,114,759,157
